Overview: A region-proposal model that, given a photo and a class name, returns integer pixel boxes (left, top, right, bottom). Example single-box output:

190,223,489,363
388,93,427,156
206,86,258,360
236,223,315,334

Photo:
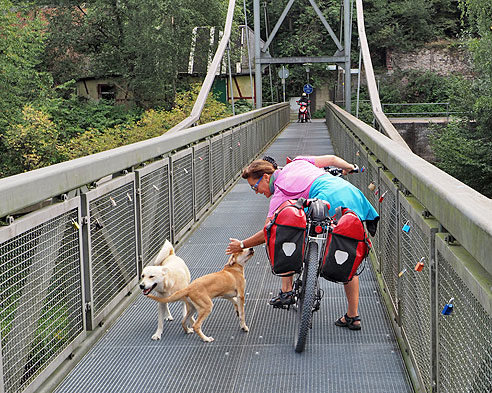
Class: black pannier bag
320,207,371,283
264,200,306,276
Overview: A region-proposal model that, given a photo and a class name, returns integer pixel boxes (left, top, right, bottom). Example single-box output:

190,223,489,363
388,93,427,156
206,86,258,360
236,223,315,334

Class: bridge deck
53,120,413,393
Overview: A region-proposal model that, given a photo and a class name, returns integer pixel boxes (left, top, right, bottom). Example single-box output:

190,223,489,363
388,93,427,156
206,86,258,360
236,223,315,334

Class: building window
97,84,115,101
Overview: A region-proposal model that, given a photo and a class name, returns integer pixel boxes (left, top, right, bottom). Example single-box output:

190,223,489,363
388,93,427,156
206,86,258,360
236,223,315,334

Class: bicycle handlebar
325,164,359,176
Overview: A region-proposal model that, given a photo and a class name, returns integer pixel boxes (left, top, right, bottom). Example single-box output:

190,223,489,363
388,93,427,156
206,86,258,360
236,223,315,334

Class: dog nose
249,248,254,254
139,284,144,289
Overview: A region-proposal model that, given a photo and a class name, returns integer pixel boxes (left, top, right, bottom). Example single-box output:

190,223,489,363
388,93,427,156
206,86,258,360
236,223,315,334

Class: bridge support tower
253,0,352,113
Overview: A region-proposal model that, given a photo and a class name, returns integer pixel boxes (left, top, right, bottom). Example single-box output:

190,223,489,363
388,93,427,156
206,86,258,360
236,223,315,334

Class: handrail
355,0,410,150
327,101,492,276
166,0,236,133
0,103,288,218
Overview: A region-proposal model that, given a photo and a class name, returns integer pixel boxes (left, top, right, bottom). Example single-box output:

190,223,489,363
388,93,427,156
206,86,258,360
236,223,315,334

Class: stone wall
387,45,473,78
389,118,450,162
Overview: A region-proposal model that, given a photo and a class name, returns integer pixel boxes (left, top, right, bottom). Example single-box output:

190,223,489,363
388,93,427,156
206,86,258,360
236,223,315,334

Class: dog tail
146,287,188,304
152,239,174,265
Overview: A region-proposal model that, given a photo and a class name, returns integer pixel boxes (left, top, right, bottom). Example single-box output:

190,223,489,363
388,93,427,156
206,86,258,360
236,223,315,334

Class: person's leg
340,275,360,326
281,275,293,292
269,275,294,306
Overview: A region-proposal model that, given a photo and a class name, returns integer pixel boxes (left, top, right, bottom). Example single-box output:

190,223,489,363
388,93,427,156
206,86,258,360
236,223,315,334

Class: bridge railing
326,101,492,393
0,103,289,393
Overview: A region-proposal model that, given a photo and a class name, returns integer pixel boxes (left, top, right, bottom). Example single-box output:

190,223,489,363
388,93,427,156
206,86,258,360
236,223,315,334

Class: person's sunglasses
251,176,262,191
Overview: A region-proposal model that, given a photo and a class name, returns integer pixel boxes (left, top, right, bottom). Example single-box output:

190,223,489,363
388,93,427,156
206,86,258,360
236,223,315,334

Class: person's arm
312,155,356,175
226,217,271,254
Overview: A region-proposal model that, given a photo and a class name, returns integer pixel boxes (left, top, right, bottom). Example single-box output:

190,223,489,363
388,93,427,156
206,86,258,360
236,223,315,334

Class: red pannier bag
320,207,371,283
264,200,306,276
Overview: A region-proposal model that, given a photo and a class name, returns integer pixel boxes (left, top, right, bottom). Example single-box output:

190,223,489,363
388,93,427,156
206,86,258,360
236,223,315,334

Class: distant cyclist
297,92,311,121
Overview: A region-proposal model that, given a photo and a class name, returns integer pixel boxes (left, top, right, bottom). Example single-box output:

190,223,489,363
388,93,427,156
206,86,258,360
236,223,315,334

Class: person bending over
226,155,379,330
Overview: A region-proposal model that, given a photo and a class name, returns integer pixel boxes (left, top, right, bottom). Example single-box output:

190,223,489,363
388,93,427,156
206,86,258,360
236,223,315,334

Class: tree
1,106,62,176
429,0,492,197
40,0,227,108
363,0,462,64
0,0,52,130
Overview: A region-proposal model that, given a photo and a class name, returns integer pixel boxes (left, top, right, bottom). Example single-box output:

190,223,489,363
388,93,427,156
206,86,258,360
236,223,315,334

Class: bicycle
292,165,361,353
292,197,331,353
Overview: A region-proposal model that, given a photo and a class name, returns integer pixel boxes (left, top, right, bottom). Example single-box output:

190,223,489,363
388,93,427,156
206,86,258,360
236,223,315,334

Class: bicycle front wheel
294,242,319,353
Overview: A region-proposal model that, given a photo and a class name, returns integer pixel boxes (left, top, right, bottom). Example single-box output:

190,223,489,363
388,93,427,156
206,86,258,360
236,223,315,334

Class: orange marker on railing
415,257,425,272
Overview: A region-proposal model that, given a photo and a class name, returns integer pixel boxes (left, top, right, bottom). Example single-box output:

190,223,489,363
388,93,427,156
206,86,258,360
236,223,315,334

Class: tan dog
140,240,191,340
146,248,255,342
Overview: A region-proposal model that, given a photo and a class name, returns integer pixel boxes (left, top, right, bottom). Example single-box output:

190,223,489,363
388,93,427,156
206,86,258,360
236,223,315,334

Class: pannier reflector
335,250,349,265
282,242,296,257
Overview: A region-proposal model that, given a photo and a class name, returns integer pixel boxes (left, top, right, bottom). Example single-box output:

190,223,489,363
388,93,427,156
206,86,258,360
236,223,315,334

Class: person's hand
226,238,242,255
342,164,357,176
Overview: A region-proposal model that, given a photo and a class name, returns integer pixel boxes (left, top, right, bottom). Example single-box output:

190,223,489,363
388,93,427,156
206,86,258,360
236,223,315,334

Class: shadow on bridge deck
53,120,413,393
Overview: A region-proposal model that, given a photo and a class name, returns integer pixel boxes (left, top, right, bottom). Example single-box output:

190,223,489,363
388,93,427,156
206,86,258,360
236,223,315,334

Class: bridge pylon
253,0,352,112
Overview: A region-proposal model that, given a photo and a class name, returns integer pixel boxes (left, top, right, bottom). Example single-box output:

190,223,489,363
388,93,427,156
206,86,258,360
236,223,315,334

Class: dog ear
161,267,169,276
160,267,175,287
227,254,236,266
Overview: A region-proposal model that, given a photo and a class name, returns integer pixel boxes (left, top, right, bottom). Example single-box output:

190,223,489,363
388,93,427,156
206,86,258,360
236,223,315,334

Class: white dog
140,240,191,340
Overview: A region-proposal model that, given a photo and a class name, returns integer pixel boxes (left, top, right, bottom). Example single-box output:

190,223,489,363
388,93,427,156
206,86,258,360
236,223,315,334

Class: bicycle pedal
273,304,290,310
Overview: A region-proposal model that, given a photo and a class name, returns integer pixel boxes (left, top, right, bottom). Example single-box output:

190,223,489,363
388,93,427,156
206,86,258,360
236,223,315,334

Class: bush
228,100,255,115
430,121,492,197
38,94,143,142
312,107,326,119
58,84,230,160
1,106,63,176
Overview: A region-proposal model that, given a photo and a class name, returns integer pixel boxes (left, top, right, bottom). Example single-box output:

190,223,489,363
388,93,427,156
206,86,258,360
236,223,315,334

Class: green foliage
37,93,143,141
353,99,374,125
0,85,229,176
228,100,255,115
57,84,230,160
1,106,63,176
312,107,326,119
425,0,492,197
364,0,462,63
377,71,442,102
0,0,53,130
430,121,492,197
41,0,227,109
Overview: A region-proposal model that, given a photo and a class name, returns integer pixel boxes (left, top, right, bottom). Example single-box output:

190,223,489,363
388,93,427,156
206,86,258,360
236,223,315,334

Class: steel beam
257,56,347,64
253,0,262,108
262,0,295,54
344,0,351,113
308,0,343,51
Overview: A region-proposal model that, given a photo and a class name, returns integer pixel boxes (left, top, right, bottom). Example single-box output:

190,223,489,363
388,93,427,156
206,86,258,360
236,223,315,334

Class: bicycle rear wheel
294,242,318,353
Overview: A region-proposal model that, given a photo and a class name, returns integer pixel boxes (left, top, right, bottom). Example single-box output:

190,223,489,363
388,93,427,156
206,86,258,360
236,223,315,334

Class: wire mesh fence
326,105,492,393
137,159,171,268
0,201,84,393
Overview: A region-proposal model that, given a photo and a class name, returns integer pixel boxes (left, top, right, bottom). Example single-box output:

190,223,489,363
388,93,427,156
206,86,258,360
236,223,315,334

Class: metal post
254,0,262,108
344,0,351,113
263,1,274,104
243,0,255,107
281,66,286,102
227,42,235,115
356,44,361,118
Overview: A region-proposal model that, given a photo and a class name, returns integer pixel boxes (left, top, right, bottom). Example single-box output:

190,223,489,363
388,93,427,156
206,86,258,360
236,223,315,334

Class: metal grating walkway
53,120,413,393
